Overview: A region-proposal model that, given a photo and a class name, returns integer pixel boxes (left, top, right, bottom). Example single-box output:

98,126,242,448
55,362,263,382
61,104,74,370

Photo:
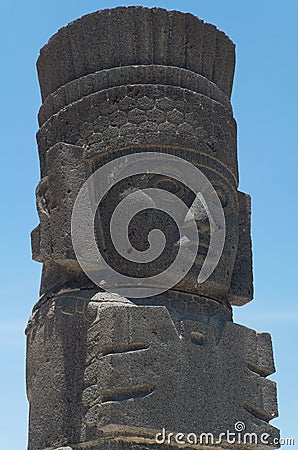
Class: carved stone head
32,7,252,306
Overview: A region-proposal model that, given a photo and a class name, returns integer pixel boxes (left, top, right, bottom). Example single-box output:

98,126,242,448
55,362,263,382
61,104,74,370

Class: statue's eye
145,174,183,195
155,177,181,194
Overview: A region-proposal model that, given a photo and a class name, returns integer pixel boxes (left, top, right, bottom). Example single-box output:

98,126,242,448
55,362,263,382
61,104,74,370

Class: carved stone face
33,53,252,305
86,147,250,304
32,143,251,306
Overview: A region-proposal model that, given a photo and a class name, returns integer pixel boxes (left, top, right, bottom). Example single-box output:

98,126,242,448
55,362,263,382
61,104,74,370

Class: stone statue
26,7,279,450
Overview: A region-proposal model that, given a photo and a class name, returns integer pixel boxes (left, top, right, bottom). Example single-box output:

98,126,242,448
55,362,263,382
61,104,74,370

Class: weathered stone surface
27,292,278,450
27,6,278,450
37,7,235,102
38,66,232,126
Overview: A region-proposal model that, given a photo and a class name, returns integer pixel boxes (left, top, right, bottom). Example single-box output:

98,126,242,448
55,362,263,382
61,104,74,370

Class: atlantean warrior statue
27,7,279,450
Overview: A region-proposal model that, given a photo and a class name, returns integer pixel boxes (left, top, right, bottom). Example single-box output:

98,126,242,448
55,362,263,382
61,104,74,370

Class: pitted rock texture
37,84,238,183
27,291,278,450
38,65,232,126
27,6,278,450
37,7,235,101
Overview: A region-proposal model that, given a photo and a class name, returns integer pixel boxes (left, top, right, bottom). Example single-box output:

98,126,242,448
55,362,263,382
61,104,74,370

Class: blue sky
1,0,297,448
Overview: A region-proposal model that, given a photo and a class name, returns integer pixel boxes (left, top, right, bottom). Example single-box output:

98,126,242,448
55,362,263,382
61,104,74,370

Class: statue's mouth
198,242,209,257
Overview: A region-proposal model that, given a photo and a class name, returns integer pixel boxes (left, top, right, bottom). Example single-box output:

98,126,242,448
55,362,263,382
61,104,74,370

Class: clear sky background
0,0,297,449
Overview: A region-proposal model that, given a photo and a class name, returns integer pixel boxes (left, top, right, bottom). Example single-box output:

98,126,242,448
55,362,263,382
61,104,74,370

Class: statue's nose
194,209,210,234
184,194,211,234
